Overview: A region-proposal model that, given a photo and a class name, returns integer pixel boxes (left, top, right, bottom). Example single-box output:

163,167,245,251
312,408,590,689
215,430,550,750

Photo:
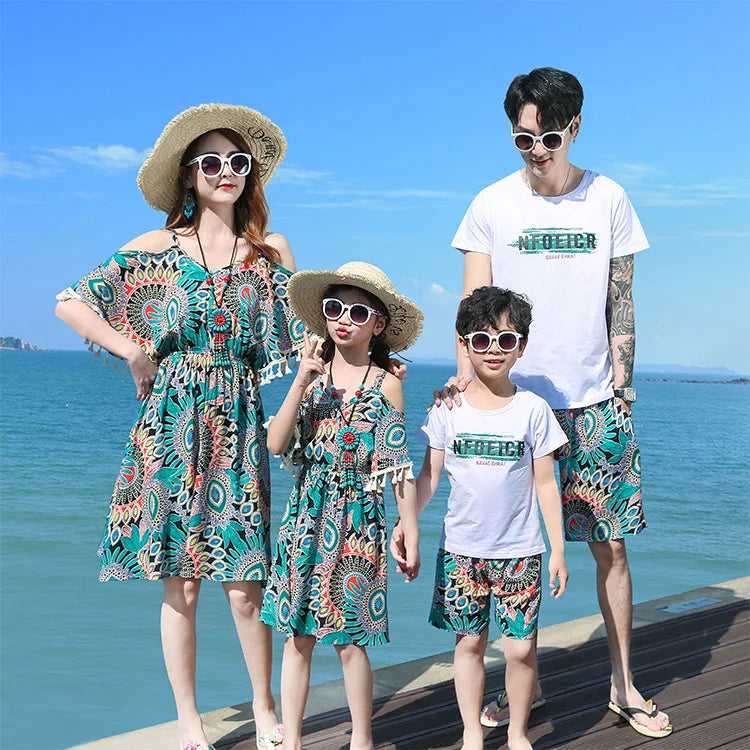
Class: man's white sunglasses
511,117,575,152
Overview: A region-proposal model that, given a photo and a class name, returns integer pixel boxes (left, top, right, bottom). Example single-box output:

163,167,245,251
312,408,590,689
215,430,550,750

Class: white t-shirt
416,388,567,559
452,170,649,409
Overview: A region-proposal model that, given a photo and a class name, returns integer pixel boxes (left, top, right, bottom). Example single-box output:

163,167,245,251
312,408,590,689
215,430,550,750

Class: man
441,67,671,739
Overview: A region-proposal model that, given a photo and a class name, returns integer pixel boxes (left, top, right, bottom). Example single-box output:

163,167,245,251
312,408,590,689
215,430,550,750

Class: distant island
0,336,43,351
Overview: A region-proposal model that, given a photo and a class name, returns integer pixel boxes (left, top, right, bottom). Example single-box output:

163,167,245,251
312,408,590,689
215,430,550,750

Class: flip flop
608,699,673,738
480,690,546,728
256,723,284,749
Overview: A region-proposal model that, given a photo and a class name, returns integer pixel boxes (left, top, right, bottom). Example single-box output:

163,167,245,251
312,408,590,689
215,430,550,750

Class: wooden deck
236,599,749,750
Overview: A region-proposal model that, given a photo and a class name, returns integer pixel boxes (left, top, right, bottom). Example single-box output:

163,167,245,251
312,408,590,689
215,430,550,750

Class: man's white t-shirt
417,389,567,559
452,170,649,409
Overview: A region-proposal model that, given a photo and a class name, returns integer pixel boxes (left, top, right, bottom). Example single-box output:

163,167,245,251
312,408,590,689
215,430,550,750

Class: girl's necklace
329,358,373,490
195,230,239,367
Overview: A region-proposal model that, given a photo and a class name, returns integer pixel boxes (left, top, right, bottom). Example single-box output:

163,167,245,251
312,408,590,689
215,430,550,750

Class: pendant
337,426,360,489
208,307,232,366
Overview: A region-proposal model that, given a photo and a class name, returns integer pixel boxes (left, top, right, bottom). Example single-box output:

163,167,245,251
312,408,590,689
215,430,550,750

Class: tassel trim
257,346,302,386
364,462,414,492
84,338,127,372
264,415,305,477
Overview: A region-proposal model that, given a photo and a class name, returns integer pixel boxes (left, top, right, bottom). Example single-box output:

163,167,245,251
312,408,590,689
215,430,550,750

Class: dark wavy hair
320,285,391,370
456,286,532,339
165,128,280,265
504,67,584,131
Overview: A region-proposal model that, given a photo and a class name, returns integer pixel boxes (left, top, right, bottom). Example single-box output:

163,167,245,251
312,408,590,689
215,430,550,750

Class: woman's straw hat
137,103,287,212
288,262,423,353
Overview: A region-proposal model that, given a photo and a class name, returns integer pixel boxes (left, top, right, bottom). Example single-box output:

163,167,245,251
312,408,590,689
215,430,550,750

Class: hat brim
288,269,423,353
137,104,287,213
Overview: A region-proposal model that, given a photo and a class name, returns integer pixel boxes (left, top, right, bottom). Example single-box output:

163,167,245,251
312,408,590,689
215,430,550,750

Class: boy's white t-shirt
452,170,649,409
417,388,567,559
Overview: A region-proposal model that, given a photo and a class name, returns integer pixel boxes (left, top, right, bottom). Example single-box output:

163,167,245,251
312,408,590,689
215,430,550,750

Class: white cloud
274,164,331,185
313,187,473,201
428,282,460,300
41,145,150,170
0,151,62,178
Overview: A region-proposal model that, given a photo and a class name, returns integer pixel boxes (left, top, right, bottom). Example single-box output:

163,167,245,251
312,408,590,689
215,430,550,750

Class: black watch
614,387,636,403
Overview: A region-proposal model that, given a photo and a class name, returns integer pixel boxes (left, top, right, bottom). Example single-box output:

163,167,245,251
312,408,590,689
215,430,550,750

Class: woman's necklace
329,358,373,489
195,230,239,367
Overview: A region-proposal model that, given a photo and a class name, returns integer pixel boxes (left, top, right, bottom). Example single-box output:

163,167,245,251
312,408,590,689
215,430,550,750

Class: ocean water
0,351,748,749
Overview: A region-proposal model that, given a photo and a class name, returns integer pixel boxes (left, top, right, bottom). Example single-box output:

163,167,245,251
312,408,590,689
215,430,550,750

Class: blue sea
1,351,748,750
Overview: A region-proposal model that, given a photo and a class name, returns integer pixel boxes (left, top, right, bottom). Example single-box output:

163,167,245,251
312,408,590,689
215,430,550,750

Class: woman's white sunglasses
185,152,252,178
464,330,524,353
511,117,575,152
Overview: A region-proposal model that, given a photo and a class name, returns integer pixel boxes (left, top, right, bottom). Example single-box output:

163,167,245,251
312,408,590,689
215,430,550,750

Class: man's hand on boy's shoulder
433,374,471,409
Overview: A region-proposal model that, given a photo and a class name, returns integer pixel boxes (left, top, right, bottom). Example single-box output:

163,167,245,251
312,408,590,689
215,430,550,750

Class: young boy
393,286,568,750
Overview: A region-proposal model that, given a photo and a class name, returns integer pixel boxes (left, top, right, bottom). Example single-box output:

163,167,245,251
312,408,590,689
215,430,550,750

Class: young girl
260,262,423,750
55,104,301,750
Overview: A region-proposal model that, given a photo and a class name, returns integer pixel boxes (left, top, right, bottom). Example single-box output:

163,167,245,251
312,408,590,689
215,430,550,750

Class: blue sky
2,1,748,372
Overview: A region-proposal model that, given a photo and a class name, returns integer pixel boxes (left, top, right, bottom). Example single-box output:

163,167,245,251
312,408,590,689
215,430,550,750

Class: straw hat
288,262,423,353
137,103,287,212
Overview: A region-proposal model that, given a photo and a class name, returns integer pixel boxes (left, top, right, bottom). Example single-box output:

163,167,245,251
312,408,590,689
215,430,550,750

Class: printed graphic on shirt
452,433,526,463
508,227,597,257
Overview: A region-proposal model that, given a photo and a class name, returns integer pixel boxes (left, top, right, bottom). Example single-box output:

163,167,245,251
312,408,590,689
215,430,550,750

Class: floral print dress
260,370,412,646
58,235,304,581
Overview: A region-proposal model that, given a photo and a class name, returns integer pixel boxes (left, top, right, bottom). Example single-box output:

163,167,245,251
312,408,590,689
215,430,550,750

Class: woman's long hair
165,128,280,265
320,285,391,370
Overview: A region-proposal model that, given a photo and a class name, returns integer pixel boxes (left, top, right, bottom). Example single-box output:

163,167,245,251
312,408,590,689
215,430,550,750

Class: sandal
608,699,673,738
480,689,546,728
256,723,284,749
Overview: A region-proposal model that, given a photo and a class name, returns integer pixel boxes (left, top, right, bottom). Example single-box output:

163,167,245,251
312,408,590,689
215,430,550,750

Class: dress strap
372,368,387,391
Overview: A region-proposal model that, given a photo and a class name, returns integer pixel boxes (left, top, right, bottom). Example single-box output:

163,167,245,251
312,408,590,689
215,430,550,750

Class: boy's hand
389,520,407,574
294,332,325,389
388,358,407,381
548,550,568,599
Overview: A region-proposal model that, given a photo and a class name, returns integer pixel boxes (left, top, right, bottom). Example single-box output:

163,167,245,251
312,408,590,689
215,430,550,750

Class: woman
56,104,303,750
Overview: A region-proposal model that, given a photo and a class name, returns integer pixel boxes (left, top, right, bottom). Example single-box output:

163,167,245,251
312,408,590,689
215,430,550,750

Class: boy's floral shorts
428,548,541,639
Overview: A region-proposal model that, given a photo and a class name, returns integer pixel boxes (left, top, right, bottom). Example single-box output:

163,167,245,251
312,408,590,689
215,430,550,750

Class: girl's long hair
320,285,391,371
164,128,280,265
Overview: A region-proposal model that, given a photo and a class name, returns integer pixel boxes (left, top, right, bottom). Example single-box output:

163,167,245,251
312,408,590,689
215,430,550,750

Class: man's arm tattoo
607,255,635,337
607,255,635,388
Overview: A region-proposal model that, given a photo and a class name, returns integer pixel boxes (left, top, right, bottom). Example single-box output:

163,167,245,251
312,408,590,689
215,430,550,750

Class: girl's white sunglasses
511,117,575,152
464,330,524,353
185,152,252,178
322,298,382,326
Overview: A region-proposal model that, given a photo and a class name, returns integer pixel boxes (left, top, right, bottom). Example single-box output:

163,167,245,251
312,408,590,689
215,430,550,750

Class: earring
183,189,196,220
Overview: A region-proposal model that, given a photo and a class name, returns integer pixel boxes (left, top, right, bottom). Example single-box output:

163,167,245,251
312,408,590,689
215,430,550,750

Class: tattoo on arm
617,338,635,387
608,255,636,388
607,255,635,337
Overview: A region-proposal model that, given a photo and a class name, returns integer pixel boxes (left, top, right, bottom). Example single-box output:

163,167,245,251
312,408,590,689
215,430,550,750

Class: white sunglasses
185,152,252,178
322,298,382,326
464,330,524,353
511,117,575,152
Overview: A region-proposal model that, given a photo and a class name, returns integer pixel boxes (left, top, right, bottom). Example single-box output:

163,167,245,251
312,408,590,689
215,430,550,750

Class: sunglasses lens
349,304,371,325
542,133,563,150
230,154,251,175
498,333,519,351
323,299,343,320
513,134,534,151
470,333,491,352
200,155,223,176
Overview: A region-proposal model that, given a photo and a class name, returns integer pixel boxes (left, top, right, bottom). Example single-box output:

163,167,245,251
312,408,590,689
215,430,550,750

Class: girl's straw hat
137,103,287,212
288,262,423,353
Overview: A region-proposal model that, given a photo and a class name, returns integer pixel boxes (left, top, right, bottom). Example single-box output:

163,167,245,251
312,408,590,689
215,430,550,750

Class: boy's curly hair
455,287,532,339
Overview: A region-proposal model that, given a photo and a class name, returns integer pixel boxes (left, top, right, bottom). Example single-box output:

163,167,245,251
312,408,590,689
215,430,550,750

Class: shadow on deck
231,599,750,750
